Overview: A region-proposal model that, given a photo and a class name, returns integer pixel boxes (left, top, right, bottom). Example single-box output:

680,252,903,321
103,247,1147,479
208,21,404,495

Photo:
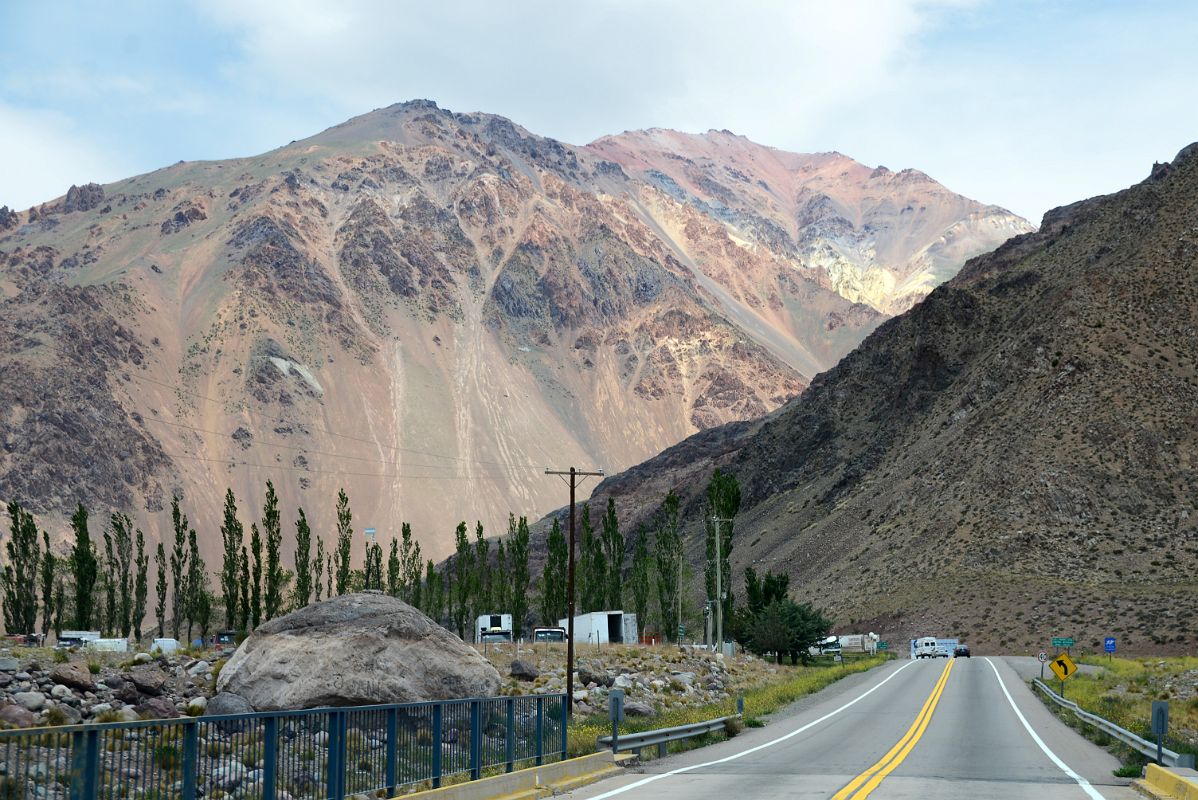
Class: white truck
475,613,513,644
838,633,880,655
558,611,638,645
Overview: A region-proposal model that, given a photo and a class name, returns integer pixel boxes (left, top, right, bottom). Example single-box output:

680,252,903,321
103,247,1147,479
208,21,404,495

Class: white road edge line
582,659,917,799
983,657,1106,800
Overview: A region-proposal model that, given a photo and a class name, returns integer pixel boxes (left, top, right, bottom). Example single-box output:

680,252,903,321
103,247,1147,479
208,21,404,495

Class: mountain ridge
1,99,1026,564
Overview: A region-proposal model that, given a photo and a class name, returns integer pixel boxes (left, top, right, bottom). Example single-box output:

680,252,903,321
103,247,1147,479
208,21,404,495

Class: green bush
52,650,69,664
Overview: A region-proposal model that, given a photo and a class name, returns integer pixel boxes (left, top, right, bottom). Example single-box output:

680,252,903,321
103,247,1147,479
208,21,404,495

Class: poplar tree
386,538,401,596
451,522,472,638
262,481,284,620
312,537,325,603
293,508,312,609
133,527,148,642
109,512,134,637
400,523,422,606
424,559,443,625
473,521,490,615
538,518,567,626
185,528,204,642
219,489,244,629
154,542,167,638
71,503,98,631
600,497,624,611
325,553,333,601
493,539,509,619
3,501,40,635
364,541,384,590
654,491,682,643
169,497,190,639
52,578,65,637
249,523,263,628
334,489,353,595
509,515,531,639
629,525,652,637
101,524,117,635
40,530,55,640
238,546,250,631
578,504,605,612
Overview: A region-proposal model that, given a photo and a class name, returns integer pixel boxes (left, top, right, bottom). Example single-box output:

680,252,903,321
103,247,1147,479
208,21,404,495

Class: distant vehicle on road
954,645,971,658
912,636,959,659
915,636,939,658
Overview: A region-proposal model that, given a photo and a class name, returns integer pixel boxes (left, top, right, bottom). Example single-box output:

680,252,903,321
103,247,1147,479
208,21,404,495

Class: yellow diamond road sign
1049,652,1078,681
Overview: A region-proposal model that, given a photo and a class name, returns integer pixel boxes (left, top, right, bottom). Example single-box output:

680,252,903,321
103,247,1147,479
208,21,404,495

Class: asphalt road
566,657,1138,799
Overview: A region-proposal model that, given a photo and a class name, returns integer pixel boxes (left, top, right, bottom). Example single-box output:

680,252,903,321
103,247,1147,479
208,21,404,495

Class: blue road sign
1104,637,1116,653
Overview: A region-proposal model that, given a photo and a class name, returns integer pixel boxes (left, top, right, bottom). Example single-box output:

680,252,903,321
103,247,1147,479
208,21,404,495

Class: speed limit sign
1037,651,1048,663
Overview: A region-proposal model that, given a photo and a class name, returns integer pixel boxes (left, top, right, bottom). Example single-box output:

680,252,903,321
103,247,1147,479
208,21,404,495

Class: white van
915,636,939,659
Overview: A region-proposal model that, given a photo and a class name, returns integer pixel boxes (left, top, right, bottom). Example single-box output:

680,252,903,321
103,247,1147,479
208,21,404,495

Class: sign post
1049,652,1078,699
1038,650,1048,680
1152,701,1168,765
609,689,625,754
1104,636,1116,664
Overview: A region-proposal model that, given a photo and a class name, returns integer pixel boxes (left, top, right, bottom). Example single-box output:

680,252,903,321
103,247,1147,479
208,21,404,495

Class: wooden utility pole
711,516,732,653
545,466,604,716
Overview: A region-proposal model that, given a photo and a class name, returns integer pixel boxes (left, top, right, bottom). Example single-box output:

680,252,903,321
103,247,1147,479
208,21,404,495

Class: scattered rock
186,660,210,677
0,703,35,727
14,691,46,711
217,593,500,710
624,701,655,717
187,696,208,714
134,696,181,719
51,661,96,692
510,660,540,681
129,666,167,696
133,652,153,665
0,657,19,672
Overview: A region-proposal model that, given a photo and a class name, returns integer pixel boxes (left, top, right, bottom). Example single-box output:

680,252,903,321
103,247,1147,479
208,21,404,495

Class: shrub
52,650,69,664
87,662,101,675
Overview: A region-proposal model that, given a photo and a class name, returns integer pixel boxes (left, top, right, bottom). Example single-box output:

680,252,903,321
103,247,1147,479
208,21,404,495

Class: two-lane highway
566,657,1138,799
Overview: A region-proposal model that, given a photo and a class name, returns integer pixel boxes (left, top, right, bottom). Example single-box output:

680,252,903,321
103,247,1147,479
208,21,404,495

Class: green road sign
677,624,686,637
1051,637,1075,648
877,642,889,650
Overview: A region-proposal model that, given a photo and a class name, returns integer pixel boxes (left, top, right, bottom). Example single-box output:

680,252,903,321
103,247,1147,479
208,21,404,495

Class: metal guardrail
1032,679,1194,768
598,715,738,758
0,693,568,800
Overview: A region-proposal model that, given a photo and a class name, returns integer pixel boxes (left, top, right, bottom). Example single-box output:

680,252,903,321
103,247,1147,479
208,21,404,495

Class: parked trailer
838,633,879,655
558,611,638,645
475,613,513,644
85,638,129,653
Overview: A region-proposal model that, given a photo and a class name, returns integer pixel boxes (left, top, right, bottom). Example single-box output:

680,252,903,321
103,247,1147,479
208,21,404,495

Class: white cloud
196,0,962,145
0,103,131,209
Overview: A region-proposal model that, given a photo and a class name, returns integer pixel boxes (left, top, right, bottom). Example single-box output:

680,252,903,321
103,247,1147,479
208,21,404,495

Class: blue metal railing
0,693,567,799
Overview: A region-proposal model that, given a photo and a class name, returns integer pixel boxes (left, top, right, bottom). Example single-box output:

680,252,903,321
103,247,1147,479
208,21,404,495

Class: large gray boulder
216,592,501,710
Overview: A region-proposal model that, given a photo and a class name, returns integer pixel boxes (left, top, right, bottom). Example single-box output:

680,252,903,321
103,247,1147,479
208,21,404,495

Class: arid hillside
0,100,1022,561
575,143,1198,655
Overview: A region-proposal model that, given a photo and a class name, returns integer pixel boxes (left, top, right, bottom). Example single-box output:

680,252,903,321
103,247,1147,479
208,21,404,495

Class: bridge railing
0,693,567,800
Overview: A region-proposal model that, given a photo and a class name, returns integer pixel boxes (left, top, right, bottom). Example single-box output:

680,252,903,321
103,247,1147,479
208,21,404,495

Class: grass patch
566,655,888,758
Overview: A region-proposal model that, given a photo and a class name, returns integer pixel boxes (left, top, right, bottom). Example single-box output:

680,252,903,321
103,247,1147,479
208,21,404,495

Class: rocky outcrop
62,183,104,213
217,593,501,710
0,206,18,231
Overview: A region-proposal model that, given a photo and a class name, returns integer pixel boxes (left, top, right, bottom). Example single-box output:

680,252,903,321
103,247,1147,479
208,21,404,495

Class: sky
1,0,1196,223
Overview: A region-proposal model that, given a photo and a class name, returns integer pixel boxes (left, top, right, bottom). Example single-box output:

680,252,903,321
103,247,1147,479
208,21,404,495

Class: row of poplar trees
3,468,743,645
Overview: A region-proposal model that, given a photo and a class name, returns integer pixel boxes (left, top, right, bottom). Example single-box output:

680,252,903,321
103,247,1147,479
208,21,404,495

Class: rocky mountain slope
577,143,1198,655
590,128,1033,314
0,100,1022,560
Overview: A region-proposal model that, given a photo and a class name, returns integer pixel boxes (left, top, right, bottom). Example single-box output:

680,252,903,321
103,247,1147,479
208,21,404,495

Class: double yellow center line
832,658,956,800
